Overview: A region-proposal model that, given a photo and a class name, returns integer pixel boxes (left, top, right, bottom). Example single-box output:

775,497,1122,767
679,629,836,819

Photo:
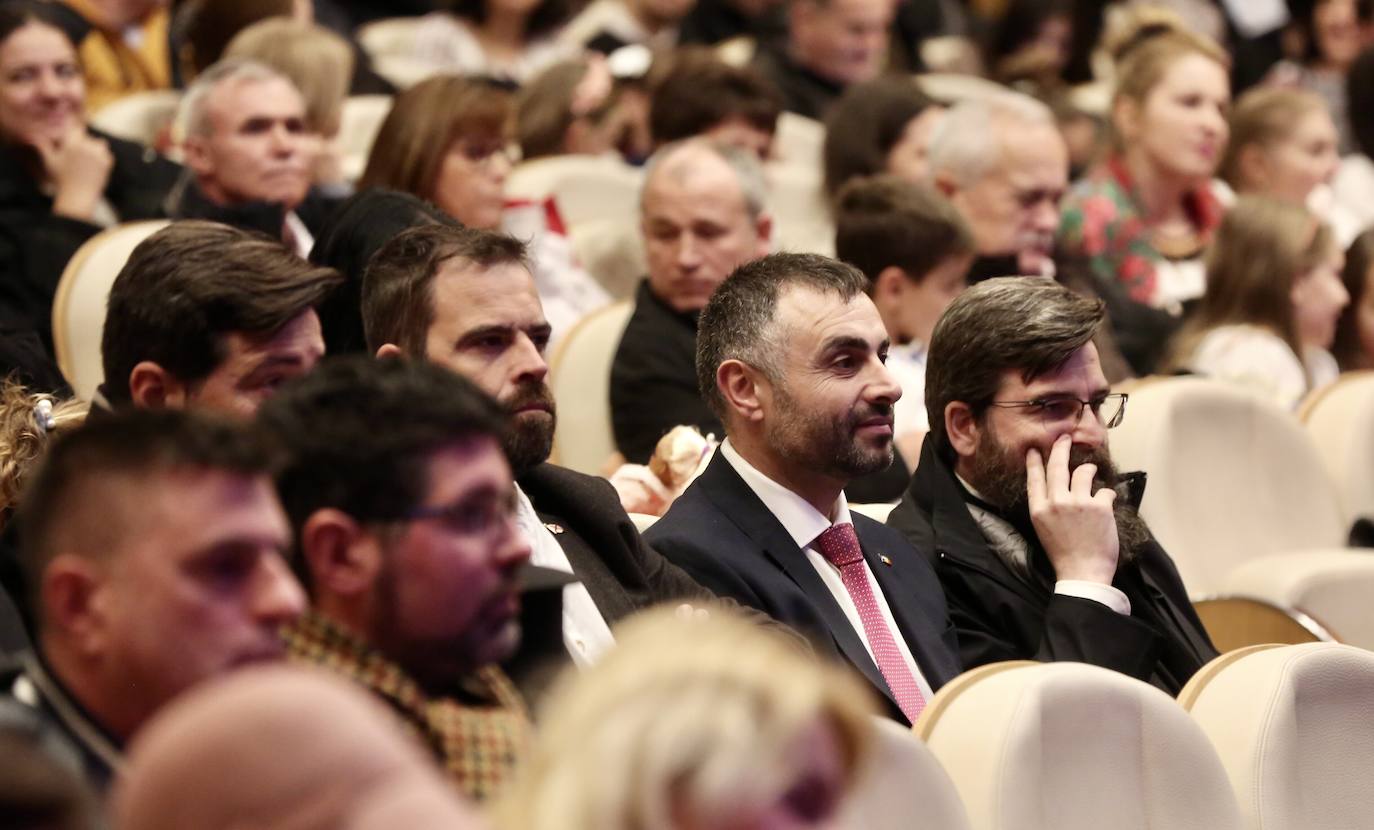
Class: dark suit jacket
887,440,1217,695
749,46,846,121
645,453,962,723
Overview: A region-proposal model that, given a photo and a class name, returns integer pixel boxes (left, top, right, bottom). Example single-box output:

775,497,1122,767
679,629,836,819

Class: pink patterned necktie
815,522,926,723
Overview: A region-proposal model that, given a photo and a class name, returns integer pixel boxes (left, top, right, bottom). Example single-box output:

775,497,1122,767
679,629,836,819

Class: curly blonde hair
0,380,87,524
493,606,876,830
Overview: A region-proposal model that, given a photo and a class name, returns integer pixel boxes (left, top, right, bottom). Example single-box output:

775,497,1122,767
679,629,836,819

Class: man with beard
257,357,533,801
646,253,961,725
886,277,1217,694
361,224,727,683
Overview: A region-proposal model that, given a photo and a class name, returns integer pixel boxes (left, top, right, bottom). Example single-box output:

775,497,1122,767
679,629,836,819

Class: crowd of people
1,0,1373,826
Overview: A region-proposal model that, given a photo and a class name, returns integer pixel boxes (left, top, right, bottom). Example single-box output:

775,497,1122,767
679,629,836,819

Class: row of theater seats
846,643,1374,830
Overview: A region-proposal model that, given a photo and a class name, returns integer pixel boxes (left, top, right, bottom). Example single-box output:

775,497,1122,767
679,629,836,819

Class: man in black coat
886,277,1217,695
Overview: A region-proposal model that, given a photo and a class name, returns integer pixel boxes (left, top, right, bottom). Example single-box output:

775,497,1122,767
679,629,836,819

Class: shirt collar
718,438,851,550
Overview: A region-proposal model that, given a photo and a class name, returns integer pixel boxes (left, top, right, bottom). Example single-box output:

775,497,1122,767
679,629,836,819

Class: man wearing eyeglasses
887,276,1217,694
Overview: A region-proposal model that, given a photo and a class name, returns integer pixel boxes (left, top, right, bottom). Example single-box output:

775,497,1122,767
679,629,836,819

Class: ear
40,555,104,656
717,359,768,425
944,400,981,461
299,508,383,598
753,213,774,256
375,343,405,360
128,361,189,410
181,133,214,178
873,265,911,302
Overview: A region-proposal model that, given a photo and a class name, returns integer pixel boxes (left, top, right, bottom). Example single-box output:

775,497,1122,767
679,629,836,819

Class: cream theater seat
547,300,634,474
840,716,971,830
1180,643,1374,830
1298,371,1374,527
916,661,1243,830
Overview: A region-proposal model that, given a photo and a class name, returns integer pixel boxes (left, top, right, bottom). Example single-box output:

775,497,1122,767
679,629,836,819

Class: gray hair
177,58,296,139
926,92,1056,187
640,138,769,220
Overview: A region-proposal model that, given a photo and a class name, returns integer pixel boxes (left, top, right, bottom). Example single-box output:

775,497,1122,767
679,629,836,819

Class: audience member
309,189,458,357
0,3,180,361
821,76,941,203
1265,0,1371,155
223,18,353,192
170,59,331,257
561,0,694,53
833,175,973,453
99,221,341,415
363,224,729,673
926,92,1067,282
259,357,533,800
887,276,1218,694
1331,42,1374,234
646,253,962,724
493,606,874,830
516,55,644,161
983,0,1073,90
58,0,171,110
610,140,771,465
1165,197,1347,409
1058,12,1230,313
412,0,576,85
113,666,489,830
749,0,893,121
3,408,304,791
647,50,782,159
1333,228,1374,371
676,0,785,49
0,716,101,830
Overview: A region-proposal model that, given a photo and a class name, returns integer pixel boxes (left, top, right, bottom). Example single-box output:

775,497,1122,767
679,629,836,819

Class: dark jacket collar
165,173,289,240
636,279,700,329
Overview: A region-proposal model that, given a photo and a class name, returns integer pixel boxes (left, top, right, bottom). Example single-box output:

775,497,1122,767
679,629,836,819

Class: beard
965,426,1151,562
501,380,556,477
766,382,894,481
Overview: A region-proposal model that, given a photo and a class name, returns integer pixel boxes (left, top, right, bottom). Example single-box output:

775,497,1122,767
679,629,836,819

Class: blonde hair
1105,6,1230,151
1219,87,1328,190
493,606,876,830
0,380,87,524
1167,196,1334,370
223,19,352,137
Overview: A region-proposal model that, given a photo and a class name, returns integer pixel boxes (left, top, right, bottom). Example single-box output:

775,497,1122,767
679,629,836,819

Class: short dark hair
834,175,973,286
1348,44,1374,157
649,52,782,146
15,409,279,622
822,76,936,200
100,221,343,405
697,253,868,420
361,224,530,357
925,276,1103,458
256,356,506,590
1335,228,1374,370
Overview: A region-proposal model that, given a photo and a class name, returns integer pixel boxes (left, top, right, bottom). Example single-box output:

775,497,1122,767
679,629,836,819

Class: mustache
503,382,555,415
848,400,893,427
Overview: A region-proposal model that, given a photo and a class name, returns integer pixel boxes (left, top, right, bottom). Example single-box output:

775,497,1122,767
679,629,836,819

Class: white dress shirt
718,440,935,700
513,484,615,666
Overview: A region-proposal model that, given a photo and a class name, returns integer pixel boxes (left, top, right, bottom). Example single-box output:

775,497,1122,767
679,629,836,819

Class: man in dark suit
361,224,723,679
645,252,961,724
886,277,1216,694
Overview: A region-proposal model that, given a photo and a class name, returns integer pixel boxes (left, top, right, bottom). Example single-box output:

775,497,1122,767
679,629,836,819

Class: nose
270,123,296,155
494,513,532,570
252,554,306,626
511,332,549,384
1031,197,1059,235
676,233,702,271
1070,402,1107,448
489,149,512,185
36,68,62,100
869,355,902,406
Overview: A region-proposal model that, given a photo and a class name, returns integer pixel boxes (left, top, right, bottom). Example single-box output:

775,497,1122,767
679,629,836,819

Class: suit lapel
858,520,959,688
696,456,900,712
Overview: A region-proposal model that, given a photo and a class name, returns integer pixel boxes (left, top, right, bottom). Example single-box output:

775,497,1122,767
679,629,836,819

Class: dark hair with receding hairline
100,220,344,405
696,253,869,421
925,276,1103,459
361,224,531,358
257,356,507,591
835,175,973,286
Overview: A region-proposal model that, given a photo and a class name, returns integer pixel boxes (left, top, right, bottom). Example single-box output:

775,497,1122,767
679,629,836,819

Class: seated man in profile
99,220,341,416
887,277,1217,694
2,409,305,791
258,356,534,802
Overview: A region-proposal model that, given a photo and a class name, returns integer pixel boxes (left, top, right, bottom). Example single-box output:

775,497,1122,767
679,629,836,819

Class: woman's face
1126,53,1230,184
1314,0,1364,70
1293,246,1351,349
1258,107,1341,204
884,106,944,184
434,135,510,230
0,22,84,148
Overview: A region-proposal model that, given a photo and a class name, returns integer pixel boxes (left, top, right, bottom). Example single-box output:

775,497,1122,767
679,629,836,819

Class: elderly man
170,59,331,257
926,92,1069,281
259,357,534,802
886,277,1217,694
645,252,961,725
99,220,341,416
749,0,892,120
2,409,305,791
611,140,772,465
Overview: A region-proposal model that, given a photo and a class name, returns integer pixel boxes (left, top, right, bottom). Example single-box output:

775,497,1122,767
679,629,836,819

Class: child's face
899,253,972,347
1292,247,1350,349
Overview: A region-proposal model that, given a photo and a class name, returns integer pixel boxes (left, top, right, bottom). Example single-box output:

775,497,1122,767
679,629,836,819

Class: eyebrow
819,334,888,355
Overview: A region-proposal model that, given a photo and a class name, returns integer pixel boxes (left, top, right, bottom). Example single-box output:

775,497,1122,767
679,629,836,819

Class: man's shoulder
518,464,625,528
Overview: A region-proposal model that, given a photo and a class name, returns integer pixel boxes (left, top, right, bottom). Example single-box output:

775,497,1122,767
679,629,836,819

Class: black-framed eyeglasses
985,392,1129,429
397,489,520,537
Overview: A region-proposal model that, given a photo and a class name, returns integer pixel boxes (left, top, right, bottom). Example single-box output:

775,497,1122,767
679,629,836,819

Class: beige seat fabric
356,18,437,89
766,163,834,257
505,155,643,229
771,112,825,171
52,220,171,401
916,661,1243,830
337,95,393,182
840,716,971,830
1298,371,1374,526
90,90,182,147
1181,643,1374,830
568,219,645,301
547,300,634,475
